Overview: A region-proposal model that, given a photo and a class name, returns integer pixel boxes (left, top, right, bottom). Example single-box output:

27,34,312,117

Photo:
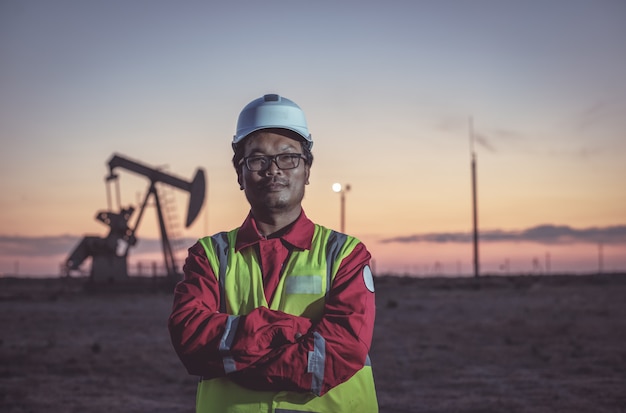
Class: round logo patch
363,265,375,293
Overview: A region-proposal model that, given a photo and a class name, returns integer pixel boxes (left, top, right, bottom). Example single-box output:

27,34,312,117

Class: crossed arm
167,242,375,395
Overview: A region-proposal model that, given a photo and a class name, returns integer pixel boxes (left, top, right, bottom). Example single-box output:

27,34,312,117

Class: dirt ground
1,273,625,413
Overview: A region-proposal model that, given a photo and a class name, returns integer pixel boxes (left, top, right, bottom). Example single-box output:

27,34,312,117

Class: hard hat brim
233,126,312,150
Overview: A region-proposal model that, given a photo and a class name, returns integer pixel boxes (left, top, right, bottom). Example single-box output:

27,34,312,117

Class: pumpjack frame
65,153,206,283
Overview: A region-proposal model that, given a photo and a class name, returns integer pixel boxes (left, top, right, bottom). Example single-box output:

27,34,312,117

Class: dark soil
1,274,625,412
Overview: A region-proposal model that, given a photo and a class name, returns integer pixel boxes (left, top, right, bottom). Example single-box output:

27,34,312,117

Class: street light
332,183,351,233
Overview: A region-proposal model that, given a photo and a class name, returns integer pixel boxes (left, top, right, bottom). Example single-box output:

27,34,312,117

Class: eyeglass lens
246,154,302,171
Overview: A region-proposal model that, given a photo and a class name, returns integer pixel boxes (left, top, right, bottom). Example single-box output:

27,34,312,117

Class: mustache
258,177,288,187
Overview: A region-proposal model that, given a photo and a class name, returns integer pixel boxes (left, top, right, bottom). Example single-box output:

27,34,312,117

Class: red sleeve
168,242,313,379
230,242,376,395
168,242,230,379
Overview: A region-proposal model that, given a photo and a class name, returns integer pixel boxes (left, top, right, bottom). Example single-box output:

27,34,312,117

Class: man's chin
264,199,289,210
250,193,289,211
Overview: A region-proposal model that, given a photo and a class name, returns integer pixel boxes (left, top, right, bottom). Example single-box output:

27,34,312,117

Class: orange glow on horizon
3,239,625,278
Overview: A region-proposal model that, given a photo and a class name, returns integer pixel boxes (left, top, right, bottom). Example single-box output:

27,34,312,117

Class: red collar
235,210,315,252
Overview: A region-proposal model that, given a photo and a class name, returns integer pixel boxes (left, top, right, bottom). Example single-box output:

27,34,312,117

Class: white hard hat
233,94,313,151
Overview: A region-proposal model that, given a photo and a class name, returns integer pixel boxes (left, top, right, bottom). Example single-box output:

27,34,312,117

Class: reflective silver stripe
211,232,229,313
276,410,321,413
219,315,240,374
219,315,239,352
308,331,326,396
223,356,236,374
365,354,372,366
325,231,347,295
285,275,323,294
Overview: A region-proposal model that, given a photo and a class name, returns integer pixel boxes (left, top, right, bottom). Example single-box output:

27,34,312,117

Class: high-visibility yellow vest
196,224,378,413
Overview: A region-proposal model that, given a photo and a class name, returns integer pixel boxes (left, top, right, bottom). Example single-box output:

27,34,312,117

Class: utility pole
332,183,351,233
598,242,604,274
470,117,480,278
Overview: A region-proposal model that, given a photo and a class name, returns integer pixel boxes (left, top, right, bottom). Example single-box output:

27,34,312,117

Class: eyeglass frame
239,153,307,172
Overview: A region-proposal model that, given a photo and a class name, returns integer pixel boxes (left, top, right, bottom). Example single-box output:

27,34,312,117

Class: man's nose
264,158,282,174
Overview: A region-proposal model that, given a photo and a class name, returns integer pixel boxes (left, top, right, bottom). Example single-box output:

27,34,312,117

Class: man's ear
237,171,244,190
305,165,311,185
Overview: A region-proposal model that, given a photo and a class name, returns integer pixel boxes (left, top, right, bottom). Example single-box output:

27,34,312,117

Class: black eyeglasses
241,153,306,172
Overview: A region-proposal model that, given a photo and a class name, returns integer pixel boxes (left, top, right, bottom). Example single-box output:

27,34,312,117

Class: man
168,94,378,412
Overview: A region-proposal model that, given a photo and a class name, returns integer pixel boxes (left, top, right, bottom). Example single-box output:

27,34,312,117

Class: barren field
1,274,625,413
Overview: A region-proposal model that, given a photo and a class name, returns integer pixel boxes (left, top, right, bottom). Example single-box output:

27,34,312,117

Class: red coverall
168,210,376,395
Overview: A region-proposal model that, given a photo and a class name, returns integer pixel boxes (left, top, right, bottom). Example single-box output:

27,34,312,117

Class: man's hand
227,307,312,369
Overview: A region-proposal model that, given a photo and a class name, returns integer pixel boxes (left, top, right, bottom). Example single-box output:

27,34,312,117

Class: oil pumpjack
64,153,206,284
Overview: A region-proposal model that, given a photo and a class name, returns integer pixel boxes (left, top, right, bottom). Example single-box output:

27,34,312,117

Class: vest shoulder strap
199,231,232,313
199,225,360,311
323,229,348,295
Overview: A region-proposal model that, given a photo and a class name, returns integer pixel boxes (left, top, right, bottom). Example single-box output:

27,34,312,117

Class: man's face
237,130,310,215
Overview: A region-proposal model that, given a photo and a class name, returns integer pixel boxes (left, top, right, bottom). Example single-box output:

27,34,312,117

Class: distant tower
470,117,480,278
598,242,604,274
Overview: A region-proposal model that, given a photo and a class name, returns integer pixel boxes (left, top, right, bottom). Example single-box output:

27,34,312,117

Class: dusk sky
1,1,625,276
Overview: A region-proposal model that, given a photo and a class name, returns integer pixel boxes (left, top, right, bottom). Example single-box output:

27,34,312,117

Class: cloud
0,235,198,258
575,100,622,132
473,127,526,154
0,235,79,257
380,224,626,245
473,132,496,152
3,225,625,259
436,115,528,154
